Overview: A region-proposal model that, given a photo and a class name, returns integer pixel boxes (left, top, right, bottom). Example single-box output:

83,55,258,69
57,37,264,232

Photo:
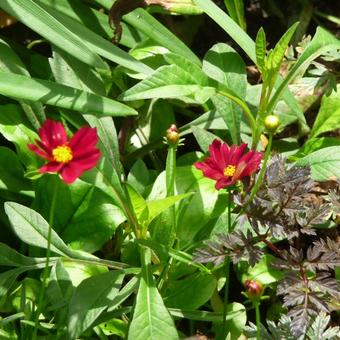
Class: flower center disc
223,165,236,177
52,145,73,163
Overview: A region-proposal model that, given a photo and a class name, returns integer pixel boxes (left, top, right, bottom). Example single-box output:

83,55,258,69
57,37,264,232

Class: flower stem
254,300,262,340
32,179,58,340
245,133,273,208
222,189,232,336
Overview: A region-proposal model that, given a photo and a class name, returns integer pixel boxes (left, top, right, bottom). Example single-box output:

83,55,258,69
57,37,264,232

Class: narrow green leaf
255,27,266,72
267,22,299,72
36,0,153,75
193,0,256,62
0,0,106,69
4,202,74,257
128,249,178,340
295,146,340,181
0,72,137,117
0,39,45,128
68,270,125,339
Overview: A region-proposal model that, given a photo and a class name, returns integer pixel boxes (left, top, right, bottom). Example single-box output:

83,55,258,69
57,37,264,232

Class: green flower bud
166,124,180,145
264,115,280,132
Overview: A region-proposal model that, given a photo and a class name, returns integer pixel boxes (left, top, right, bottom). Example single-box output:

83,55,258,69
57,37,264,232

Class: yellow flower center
223,165,236,177
52,145,73,163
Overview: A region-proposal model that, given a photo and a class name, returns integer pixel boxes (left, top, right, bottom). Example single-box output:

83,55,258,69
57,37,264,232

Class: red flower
28,119,101,184
194,139,262,190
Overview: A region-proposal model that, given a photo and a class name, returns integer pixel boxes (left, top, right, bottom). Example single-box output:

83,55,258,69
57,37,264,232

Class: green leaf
0,38,45,129
4,202,74,257
193,0,256,61
123,8,201,66
164,272,216,310
120,60,215,104
0,147,31,194
295,146,340,181
0,72,137,117
0,242,47,267
33,176,126,253
255,27,266,72
128,249,178,340
0,104,39,168
0,0,106,69
37,0,152,75
67,270,125,339
266,22,299,73
191,126,221,152
309,86,340,139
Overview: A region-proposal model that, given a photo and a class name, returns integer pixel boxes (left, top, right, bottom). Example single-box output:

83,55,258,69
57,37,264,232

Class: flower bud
166,124,180,145
245,279,263,299
264,115,280,132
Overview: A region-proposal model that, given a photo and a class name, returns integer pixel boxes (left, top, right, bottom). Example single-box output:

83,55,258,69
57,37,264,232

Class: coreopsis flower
194,139,262,190
244,279,263,299
28,119,100,184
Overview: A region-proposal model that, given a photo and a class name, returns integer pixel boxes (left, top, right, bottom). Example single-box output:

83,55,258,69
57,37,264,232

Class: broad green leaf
128,249,178,340
4,202,74,257
309,86,340,139
0,72,137,117
202,43,247,144
127,159,151,196
68,270,125,339
149,166,228,246
267,27,340,116
0,39,45,129
164,272,216,310
37,0,152,75
255,27,266,72
0,0,106,69
121,58,215,104
295,146,340,181
33,176,126,253
266,22,299,73
0,147,31,194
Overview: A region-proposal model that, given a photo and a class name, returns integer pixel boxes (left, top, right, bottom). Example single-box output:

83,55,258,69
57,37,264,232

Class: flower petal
71,149,101,170
60,163,85,184
28,143,52,161
38,119,68,150
39,162,64,174
229,144,247,165
69,127,98,153
208,139,229,171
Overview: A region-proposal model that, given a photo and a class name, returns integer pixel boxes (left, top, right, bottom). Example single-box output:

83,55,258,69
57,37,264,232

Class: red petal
38,119,67,149
39,162,64,173
28,143,52,161
208,139,229,171
60,164,85,184
69,127,98,153
71,149,101,170
195,160,223,181
229,144,247,165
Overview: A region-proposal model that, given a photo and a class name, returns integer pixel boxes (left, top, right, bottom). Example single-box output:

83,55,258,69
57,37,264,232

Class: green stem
217,90,257,139
222,189,232,336
245,133,273,208
32,179,58,340
254,300,262,340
